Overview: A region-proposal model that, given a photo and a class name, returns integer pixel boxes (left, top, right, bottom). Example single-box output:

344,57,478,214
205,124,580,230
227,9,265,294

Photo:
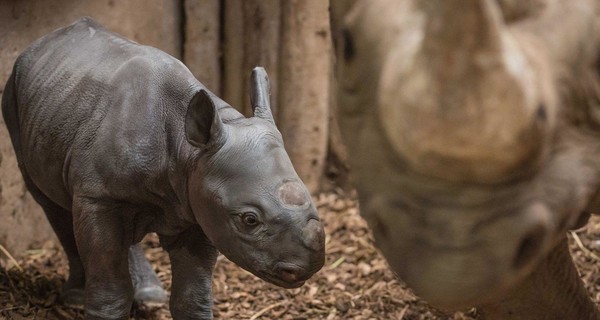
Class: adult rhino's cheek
362,196,409,245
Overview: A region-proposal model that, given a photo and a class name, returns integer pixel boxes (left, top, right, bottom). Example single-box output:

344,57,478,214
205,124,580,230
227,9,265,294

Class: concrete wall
0,0,182,255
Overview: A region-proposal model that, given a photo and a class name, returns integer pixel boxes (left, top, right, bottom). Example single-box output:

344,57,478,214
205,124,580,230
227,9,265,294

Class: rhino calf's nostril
513,224,546,270
275,263,302,283
280,269,299,283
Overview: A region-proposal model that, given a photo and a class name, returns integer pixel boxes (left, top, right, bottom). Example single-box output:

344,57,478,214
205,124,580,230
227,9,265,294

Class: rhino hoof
60,288,85,309
134,285,168,306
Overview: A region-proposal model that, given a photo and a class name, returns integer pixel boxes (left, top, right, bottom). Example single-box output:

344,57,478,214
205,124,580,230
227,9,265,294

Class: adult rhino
331,0,600,319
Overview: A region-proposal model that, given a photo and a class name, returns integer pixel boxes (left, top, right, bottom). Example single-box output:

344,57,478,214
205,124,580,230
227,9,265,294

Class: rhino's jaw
228,241,324,289
249,220,324,288
359,142,595,309
212,211,325,290
254,263,313,289
364,192,555,308
267,248,325,288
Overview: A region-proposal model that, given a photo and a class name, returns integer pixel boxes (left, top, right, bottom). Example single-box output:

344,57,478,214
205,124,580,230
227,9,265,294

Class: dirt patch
2,191,598,319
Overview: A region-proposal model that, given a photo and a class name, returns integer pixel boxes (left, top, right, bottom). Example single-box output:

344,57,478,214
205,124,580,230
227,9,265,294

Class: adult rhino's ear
185,89,225,148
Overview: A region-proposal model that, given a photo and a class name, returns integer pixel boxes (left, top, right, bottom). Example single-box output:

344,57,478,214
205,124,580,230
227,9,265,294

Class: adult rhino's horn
250,67,275,124
420,0,504,71
378,0,549,183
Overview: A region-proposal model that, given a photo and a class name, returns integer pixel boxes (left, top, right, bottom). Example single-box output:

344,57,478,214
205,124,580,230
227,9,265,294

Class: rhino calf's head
185,68,325,288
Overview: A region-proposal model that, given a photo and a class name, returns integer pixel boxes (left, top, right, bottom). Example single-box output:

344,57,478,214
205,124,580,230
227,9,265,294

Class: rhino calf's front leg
73,198,135,319
161,227,218,320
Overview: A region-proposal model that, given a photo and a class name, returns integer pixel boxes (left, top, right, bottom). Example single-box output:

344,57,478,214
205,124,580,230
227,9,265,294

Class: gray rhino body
2,17,324,320
332,0,600,318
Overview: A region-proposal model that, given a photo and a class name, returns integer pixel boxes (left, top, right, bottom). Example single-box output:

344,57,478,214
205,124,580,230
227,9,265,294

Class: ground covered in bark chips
2,191,600,319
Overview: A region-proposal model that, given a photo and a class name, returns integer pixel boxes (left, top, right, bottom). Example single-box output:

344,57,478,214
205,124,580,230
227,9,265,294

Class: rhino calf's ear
185,90,224,148
250,67,275,124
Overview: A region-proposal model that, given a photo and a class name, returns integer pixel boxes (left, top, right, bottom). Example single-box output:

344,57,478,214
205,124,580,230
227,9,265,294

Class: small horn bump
278,180,310,210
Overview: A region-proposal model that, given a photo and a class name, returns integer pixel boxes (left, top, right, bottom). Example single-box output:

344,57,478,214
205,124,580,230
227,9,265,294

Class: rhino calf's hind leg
23,170,166,309
128,243,167,305
42,204,86,307
19,173,86,307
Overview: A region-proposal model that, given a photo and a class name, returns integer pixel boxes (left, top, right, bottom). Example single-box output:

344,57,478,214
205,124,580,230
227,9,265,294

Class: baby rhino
2,18,325,319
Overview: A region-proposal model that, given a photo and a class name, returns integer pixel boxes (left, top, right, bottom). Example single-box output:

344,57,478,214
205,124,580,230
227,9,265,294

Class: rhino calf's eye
242,212,259,226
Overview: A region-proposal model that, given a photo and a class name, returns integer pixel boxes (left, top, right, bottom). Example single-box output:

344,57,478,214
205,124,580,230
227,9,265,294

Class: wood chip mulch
2,191,599,319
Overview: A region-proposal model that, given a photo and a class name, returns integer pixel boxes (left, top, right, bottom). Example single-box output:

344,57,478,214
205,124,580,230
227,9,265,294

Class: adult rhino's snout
511,207,549,271
368,197,554,309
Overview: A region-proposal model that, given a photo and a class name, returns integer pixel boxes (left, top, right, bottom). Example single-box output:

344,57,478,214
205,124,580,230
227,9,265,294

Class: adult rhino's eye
242,212,259,226
341,28,355,62
536,103,547,122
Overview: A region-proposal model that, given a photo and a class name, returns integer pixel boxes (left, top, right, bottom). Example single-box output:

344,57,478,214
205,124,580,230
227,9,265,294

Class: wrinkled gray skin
2,18,325,320
332,0,600,319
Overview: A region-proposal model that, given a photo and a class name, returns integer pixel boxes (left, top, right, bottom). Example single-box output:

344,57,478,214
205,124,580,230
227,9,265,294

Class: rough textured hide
3,19,324,319
331,0,600,318
0,0,183,256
